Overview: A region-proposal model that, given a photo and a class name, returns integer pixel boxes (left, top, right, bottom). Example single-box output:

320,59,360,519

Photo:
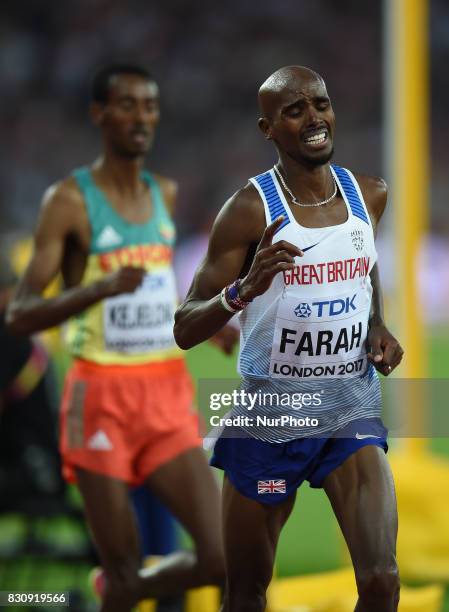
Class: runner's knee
357,564,400,603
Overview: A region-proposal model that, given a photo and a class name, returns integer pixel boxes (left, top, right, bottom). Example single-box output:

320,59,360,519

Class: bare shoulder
151,172,178,214
353,173,388,227
227,181,264,213
41,176,85,218
211,181,266,246
36,175,88,240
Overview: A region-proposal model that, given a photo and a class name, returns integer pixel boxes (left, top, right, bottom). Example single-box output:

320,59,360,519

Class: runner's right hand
97,267,147,298
239,216,303,301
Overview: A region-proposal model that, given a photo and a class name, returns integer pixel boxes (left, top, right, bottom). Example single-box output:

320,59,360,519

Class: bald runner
175,66,403,612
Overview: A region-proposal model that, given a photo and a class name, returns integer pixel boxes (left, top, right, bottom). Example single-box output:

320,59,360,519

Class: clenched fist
97,266,147,298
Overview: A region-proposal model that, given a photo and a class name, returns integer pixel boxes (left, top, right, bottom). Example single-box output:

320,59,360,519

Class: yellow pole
388,0,429,451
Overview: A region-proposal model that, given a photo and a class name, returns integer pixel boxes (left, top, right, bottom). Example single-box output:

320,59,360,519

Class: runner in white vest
175,66,404,612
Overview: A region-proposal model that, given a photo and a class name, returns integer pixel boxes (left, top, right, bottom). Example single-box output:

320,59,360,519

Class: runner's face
265,78,335,166
96,75,160,158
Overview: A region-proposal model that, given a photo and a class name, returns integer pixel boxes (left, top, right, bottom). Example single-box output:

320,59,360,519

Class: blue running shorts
210,417,388,505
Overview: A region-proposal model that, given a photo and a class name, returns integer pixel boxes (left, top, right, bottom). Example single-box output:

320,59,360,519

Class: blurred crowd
1,0,448,318
0,0,446,232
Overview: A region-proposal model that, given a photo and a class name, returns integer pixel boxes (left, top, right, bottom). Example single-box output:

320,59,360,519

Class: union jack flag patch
257,479,287,494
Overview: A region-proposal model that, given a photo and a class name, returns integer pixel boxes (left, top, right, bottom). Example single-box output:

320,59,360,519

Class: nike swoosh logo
300,243,319,253
355,433,382,440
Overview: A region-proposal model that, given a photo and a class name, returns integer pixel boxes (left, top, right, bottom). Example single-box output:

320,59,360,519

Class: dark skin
6,74,226,611
175,67,403,611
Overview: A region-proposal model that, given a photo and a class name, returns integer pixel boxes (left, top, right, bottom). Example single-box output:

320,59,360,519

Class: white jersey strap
251,165,372,229
249,170,291,232
331,165,371,226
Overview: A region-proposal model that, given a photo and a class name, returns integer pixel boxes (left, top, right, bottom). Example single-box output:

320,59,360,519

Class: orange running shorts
60,358,201,486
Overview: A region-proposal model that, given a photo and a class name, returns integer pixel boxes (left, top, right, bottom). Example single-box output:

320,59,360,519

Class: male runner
7,64,225,611
174,66,404,612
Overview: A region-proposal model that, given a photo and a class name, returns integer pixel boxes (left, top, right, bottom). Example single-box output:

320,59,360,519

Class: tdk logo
294,303,312,318
142,275,166,290
295,295,357,318
313,295,357,316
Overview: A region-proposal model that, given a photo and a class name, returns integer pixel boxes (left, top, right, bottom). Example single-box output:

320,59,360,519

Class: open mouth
302,129,329,147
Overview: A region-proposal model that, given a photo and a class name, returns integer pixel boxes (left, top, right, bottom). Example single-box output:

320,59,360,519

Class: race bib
103,270,178,354
270,289,371,379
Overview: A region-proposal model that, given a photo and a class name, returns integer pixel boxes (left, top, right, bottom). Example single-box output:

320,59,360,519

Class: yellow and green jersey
65,167,183,365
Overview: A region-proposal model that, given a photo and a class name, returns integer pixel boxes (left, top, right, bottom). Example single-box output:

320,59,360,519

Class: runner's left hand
367,324,404,376
209,325,239,355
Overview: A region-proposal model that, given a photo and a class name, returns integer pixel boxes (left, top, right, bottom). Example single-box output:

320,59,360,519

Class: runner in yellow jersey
7,64,228,612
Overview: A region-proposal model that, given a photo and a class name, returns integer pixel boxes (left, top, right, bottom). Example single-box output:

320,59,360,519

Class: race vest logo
96,225,123,249
159,222,175,241
99,244,172,272
142,274,166,290
294,295,357,319
351,229,364,252
283,256,370,286
294,303,312,318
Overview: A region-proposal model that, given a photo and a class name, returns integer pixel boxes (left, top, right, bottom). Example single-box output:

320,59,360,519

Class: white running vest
232,165,381,442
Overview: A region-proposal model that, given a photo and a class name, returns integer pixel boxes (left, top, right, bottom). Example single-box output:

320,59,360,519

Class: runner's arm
368,265,403,374
174,188,302,349
369,263,385,327
357,174,388,327
6,183,145,335
359,175,404,373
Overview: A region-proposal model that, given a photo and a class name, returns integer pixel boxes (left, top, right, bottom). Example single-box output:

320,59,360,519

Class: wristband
220,279,253,313
220,287,240,313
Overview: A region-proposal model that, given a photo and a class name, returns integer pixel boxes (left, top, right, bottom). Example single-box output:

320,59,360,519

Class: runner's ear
258,117,272,140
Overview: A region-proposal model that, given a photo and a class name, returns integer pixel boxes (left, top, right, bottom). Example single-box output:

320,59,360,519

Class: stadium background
1,0,448,610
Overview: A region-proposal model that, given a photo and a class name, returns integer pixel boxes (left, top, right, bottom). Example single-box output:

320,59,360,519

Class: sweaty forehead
259,68,328,115
280,79,327,105
108,75,159,100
